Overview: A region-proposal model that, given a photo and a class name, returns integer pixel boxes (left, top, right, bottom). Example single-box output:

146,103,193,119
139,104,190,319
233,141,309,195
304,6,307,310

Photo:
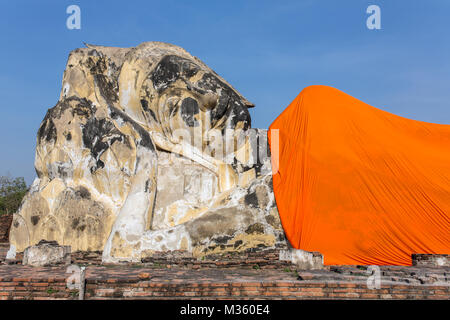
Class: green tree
0,176,28,216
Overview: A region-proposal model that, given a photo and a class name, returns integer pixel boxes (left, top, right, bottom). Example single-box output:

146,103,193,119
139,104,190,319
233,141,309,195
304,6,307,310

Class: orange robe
268,85,450,265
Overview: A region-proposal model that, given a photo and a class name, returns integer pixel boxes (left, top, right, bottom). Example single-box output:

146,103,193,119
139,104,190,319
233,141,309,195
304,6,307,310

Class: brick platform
0,245,448,300
0,263,448,300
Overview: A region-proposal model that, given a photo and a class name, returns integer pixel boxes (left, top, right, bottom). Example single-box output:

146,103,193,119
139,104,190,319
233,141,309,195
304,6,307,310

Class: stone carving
279,248,323,270
9,42,287,263
22,240,71,267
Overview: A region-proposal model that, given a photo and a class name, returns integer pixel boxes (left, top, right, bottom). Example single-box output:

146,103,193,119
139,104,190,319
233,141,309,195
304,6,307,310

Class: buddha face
118,54,252,159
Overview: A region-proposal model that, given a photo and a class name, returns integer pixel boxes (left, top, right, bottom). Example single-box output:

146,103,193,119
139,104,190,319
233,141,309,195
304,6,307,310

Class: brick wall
0,277,76,300
0,265,448,300
0,214,13,243
85,280,449,300
1,278,448,300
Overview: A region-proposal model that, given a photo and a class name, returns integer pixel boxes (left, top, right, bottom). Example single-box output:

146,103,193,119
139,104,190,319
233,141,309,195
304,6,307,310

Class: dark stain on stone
140,99,149,111
265,215,277,228
82,117,124,172
31,216,40,226
180,97,199,127
71,218,80,230
244,192,258,208
51,161,72,180
245,223,264,234
151,55,199,92
75,186,91,200
140,99,157,122
71,98,96,118
82,55,119,104
223,104,251,132
109,106,155,151
277,233,287,242
144,179,151,193
96,159,105,171
151,55,181,92
213,235,232,245
86,55,106,74
197,72,222,91
149,55,250,133
38,118,57,143
37,239,59,246
35,168,43,179
37,97,96,143
94,74,118,104
181,61,199,78
234,240,243,248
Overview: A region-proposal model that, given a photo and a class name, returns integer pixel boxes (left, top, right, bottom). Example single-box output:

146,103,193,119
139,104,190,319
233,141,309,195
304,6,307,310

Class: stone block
279,248,323,270
23,240,71,267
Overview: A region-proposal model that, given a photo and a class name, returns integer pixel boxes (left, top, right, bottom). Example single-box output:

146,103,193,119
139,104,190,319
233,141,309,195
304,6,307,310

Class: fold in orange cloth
268,85,450,265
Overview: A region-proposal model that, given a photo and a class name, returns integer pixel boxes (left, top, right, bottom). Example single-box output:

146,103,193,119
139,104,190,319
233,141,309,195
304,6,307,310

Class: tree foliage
0,176,28,216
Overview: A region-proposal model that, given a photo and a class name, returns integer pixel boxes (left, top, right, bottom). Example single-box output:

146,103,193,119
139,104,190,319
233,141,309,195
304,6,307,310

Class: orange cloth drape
268,85,450,265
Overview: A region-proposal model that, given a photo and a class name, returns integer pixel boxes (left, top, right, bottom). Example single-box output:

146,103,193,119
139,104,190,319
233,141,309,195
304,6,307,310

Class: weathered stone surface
412,254,449,267
280,248,324,270
22,240,71,267
9,42,287,263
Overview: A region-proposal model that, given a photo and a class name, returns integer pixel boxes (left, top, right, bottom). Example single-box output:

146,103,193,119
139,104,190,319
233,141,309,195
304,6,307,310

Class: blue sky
1,0,449,184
